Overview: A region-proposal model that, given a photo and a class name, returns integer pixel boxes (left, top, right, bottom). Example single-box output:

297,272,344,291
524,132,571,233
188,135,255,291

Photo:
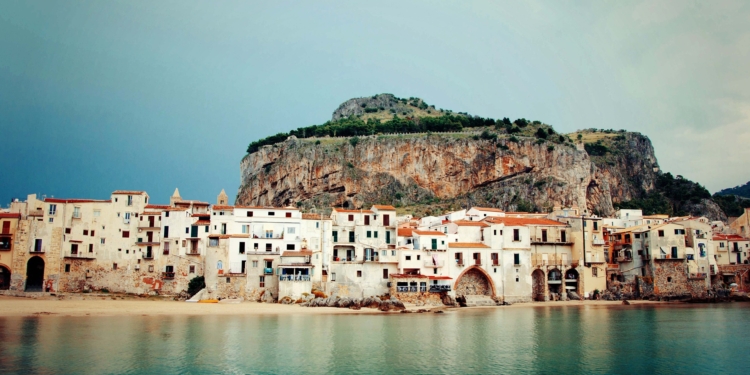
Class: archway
565,268,580,297
0,264,10,290
548,269,563,299
25,256,45,292
531,269,546,301
454,266,495,297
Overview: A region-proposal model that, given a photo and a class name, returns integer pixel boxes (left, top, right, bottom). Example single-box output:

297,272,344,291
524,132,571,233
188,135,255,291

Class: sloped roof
413,230,446,236
448,242,490,248
398,228,414,237
483,217,567,226
454,220,489,227
372,205,396,211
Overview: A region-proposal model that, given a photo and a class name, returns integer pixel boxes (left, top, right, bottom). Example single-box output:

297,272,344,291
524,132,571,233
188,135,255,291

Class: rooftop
449,242,490,248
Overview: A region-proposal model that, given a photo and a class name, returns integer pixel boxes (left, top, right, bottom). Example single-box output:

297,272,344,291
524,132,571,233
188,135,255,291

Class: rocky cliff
237,95,726,220
237,131,662,217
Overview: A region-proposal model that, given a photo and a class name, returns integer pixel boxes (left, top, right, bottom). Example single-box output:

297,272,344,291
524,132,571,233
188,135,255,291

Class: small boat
197,299,219,304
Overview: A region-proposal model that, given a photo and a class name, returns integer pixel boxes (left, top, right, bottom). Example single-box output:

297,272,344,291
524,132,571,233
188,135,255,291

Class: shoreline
0,295,688,318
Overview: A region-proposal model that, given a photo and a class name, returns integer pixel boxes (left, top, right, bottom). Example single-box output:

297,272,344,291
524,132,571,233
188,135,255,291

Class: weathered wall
652,260,709,297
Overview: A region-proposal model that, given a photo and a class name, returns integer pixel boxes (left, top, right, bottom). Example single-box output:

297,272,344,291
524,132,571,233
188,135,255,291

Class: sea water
1,303,748,374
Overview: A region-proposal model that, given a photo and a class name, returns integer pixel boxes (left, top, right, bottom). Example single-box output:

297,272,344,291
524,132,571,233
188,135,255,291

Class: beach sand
0,295,675,318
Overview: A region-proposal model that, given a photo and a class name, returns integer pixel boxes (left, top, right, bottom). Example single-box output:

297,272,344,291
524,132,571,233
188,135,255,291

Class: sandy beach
0,295,675,318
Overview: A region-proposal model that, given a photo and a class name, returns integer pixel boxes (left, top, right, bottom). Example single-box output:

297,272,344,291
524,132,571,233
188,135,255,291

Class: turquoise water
1,304,748,374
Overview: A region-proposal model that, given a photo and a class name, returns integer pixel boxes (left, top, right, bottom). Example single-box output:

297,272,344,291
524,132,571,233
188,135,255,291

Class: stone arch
25,256,45,292
548,268,563,297
531,269,546,301
564,268,581,296
454,265,496,297
0,263,10,290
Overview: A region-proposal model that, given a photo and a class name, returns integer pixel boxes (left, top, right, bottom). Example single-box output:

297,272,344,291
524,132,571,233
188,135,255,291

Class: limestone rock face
238,132,662,216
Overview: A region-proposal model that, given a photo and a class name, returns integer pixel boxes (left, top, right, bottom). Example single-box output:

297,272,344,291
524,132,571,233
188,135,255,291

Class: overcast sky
1,1,748,205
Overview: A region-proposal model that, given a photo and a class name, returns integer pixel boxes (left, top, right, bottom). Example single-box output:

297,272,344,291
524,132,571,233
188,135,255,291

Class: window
127,195,133,206
635,233,641,239
331,273,336,281
513,229,520,241
286,244,294,250
367,230,372,238
383,269,388,279
687,254,694,260
65,228,71,234
349,232,355,242
65,264,70,272
49,218,53,223
247,211,253,217
287,227,295,234
71,244,78,254
94,210,100,217
561,230,566,242
391,250,396,256
671,247,678,258
34,239,42,252
405,255,411,261
513,253,520,265
268,212,275,216
123,231,130,238
48,204,57,215
83,230,88,236
386,231,390,244
239,242,246,253
242,225,248,234
455,252,463,265
286,212,292,218
252,261,258,268
259,276,265,287
221,224,226,234
90,230,95,237
357,270,362,277
720,242,725,248
494,230,497,236
417,255,421,261
592,267,598,277
205,226,209,233
593,222,598,230
658,230,664,237
113,263,118,270
266,243,272,252
316,222,320,229
332,231,338,242
348,215,354,222
374,231,378,238
88,244,93,253
73,207,81,219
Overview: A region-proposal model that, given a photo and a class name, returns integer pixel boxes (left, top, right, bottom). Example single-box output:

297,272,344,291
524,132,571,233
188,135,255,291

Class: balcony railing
592,239,606,245
364,256,380,262
424,259,445,268
396,286,426,293
142,253,154,260
162,272,175,279
186,250,201,255
429,285,452,292
30,247,45,254
279,275,311,282
333,256,357,262
688,273,707,279
65,252,96,259
263,268,274,275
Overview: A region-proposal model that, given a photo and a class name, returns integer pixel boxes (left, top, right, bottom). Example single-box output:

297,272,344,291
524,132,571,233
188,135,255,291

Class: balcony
592,239,606,245
247,250,280,255
162,272,175,280
142,253,154,260
688,273,707,280
396,286,427,293
64,252,96,259
279,275,311,282
333,256,358,263
429,285,452,292
186,249,201,255
616,256,633,263
364,256,380,262
30,247,46,254
263,268,274,275
424,259,445,268
655,255,683,261
530,238,573,245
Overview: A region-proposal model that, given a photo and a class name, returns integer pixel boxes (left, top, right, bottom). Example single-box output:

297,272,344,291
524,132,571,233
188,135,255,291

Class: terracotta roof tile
192,220,211,225
141,211,162,216
333,208,374,213
398,228,414,237
483,217,567,226
145,204,170,210
448,242,490,248
212,205,234,210
112,190,147,195
0,213,21,219
372,205,396,211
453,220,489,227
413,230,446,236
713,234,748,241
44,198,111,204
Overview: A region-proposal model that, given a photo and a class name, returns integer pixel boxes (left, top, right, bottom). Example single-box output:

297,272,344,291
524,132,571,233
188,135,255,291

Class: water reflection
1,304,749,374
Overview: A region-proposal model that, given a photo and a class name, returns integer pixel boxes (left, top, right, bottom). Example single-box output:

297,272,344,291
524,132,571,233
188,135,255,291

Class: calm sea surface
1,303,748,374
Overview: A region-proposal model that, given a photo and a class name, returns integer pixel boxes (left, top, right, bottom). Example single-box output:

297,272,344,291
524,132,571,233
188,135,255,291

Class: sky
1,0,749,205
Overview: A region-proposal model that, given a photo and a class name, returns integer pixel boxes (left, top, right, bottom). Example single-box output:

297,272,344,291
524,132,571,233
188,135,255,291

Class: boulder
568,291,581,301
